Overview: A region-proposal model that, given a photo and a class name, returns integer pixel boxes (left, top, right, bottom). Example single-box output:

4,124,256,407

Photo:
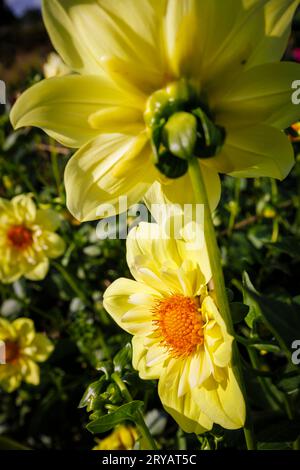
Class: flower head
11,0,299,221
0,195,65,283
0,317,54,392
93,425,138,450
43,52,70,79
104,221,245,432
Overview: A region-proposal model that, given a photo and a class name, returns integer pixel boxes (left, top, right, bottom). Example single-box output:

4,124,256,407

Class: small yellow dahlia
103,222,245,433
43,52,71,79
0,317,54,392
10,0,300,221
0,195,65,284
93,425,138,450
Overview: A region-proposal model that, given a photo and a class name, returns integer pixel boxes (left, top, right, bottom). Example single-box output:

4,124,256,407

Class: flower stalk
188,156,256,450
111,372,157,450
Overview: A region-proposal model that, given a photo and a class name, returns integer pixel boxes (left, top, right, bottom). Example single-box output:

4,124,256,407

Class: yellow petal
103,278,158,335
245,0,299,68
88,106,143,134
161,163,221,211
0,318,16,341
64,133,156,222
0,368,22,393
42,0,166,76
158,359,213,434
35,209,61,231
41,232,65,259
192,368,246,430
24,334,54,362
10,75,138,148
42,0,102,74
22,358,40,386
12,194,36,224
25,259,49,281
214,62,300,130
126,222,182,277
164,0,203,79
204,124,295,180
12,318,35,348
132,336,163,380
100,56,164,97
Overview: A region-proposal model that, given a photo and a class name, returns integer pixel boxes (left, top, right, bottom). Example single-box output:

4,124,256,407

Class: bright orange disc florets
7,225,33,250
153,294,204,358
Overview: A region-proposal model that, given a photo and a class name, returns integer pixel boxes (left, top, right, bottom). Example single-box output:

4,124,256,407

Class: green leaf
257,417,300,443
86,401,144,434
245,289,300,361
242,272,262,327
0,436,30,450
266,237,300,261
230,302,249,324
113,343,132,373
78,377,106,410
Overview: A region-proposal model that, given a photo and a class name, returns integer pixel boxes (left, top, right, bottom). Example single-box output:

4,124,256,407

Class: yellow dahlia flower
43,52,71,79
0,195,65,284
93,425,138,450
10,0,300,221
103,222,245,433
0,317,54,392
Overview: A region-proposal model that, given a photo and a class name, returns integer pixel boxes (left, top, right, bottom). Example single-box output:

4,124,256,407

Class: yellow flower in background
289,122,300,142
11,0,300,221
43,52,71,79
93,425,138,450
0,317,54,392
0,195,65,284
104,221,245,433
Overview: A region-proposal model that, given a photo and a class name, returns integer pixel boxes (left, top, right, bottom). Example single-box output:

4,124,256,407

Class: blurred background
0,1,300,451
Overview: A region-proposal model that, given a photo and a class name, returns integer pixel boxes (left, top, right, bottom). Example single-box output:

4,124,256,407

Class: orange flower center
153,294,204,358
7,225,33,250
5,341,20,363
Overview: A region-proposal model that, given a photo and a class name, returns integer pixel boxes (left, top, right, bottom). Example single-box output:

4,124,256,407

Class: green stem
52,261,89,304
177,428,187,450
50,137,62,199
188,157,256,450
111,373,157,450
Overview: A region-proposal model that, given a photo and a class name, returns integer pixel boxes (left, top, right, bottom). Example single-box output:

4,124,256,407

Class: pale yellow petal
132,335,163,380
213,62,300,130
204,124,295,180
65,133,156,222
42,0,166,76
11,75,139,148
103,278,158,335
12,318,35,348
25,259,50,281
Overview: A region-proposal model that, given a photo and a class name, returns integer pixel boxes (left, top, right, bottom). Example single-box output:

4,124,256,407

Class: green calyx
145,79,225,179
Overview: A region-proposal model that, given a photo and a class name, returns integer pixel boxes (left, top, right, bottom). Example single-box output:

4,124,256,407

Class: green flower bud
192,108,225,158
145,79,226,179
163,112,197,160
155,150,188,179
